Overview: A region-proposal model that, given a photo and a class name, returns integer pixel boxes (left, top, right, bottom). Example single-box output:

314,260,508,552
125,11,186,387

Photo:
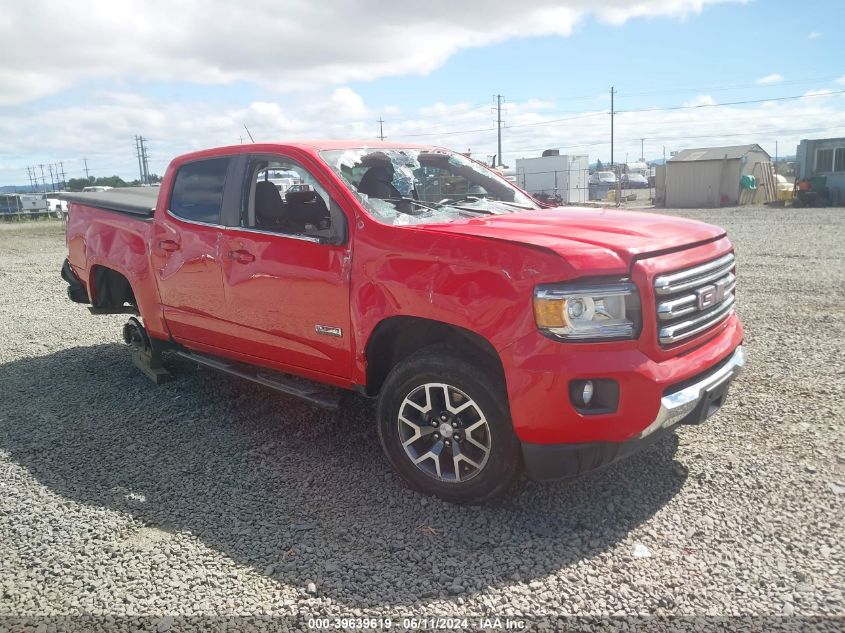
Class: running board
175,350,341,410
89,306,140,315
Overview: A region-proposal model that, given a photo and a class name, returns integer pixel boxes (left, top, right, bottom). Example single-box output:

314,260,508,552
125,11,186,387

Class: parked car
622,173,649,189
266,177,297,192
286,183,313,193
589,171,617,186
60,141,745,503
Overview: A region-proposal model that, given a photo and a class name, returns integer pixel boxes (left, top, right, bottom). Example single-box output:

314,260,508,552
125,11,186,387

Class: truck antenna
243,124,255,143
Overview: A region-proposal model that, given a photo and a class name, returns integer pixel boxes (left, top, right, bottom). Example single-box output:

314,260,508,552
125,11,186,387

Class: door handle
159,239,180,252
227,249,255,264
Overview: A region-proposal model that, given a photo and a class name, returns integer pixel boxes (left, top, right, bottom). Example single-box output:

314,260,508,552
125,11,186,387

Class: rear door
215,152,354,379
151,156,241,345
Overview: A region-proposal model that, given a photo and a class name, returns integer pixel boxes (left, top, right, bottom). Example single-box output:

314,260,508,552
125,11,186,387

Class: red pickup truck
61,141,745,503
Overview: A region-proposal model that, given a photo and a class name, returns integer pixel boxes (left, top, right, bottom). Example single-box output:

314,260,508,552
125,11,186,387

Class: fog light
582,381,594,406
569,379,620,415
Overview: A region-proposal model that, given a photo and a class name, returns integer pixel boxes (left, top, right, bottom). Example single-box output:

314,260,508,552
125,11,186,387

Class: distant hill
0,184,45,194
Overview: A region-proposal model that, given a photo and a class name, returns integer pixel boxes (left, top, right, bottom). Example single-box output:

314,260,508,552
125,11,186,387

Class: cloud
756,74,783,85
683,95,716,107
3,86,845,184
0,0,738,105
808,31,823,39
836,77,845,86
802,89,835,98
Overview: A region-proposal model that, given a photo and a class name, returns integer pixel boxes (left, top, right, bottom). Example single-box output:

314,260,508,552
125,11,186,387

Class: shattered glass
320,147,538,227
388,150,421,197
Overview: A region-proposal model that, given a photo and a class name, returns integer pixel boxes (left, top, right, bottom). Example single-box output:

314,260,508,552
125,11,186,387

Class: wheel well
365,317,506,396
89,266,136,310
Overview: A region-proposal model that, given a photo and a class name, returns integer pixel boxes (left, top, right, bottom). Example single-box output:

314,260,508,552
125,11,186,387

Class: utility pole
135,136,144,184
83,158,90,179
48,164,56,191
38,164,46,192
610,86,616,166
59,162,66,189
377,117,386,141
140,137,150,184
775,140,778,174
495,94,504,168
25,167,34,191
640,138,645,162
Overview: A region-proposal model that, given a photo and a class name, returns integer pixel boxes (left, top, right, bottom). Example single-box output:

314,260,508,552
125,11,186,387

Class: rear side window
170,158,230,223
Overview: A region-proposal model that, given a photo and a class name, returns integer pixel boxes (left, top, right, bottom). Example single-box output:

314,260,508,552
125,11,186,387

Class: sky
1,0,844,187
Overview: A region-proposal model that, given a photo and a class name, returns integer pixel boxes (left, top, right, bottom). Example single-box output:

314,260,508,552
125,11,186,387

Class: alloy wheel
397,382,492,483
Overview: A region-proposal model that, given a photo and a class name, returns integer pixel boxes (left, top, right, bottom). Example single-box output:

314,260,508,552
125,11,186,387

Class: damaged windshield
319,148,538,226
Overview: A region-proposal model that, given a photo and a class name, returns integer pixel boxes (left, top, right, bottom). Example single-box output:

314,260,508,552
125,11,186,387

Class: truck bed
59,187,160,218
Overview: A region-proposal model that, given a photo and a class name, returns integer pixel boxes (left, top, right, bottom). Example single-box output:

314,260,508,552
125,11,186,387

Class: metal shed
665,144,773,208
795,137,845,205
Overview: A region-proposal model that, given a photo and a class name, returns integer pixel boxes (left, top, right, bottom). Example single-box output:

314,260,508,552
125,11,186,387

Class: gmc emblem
696,278,728,310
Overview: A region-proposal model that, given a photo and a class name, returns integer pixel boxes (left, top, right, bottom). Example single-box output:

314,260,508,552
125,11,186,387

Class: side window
835,148,845,173
244,157,340,241
170,157,229,223
815,149,833,173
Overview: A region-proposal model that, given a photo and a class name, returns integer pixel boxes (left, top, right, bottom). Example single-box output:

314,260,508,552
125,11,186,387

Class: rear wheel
377,348,522,503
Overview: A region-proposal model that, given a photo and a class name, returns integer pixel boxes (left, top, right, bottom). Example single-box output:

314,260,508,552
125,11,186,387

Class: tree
67,176,94,191
94,175,128,188
596,159,604,171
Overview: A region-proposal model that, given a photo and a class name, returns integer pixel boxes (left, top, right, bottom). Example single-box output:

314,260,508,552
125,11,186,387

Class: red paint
65,141,744,445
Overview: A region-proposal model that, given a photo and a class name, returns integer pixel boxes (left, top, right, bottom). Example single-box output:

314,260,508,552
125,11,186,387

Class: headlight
533,281,641,341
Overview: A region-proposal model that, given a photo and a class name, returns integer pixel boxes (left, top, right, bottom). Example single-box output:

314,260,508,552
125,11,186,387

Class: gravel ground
0,208,843,632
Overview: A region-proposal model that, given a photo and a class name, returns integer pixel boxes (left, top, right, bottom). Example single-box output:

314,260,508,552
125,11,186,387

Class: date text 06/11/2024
307,617,526,629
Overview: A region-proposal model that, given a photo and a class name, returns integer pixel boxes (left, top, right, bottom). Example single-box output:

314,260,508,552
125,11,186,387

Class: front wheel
377,349,522,504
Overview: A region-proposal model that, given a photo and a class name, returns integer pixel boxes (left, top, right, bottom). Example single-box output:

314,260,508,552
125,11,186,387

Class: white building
515,151,589,204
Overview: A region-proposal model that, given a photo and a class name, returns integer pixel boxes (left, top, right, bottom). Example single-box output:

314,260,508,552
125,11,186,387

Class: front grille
654,253,736,345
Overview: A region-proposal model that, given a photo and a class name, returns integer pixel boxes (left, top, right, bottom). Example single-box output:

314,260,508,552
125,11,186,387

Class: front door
216,154,353,378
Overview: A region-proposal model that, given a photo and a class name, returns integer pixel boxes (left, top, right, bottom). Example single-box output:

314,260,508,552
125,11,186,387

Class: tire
376,347,522,504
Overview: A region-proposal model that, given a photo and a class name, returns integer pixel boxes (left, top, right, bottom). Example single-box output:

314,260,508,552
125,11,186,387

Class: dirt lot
0,208,843,631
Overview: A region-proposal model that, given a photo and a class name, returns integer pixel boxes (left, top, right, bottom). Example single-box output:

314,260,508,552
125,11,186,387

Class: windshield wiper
430,196,496,214
491,200,536,210
382,197,494,216
380,197,440,214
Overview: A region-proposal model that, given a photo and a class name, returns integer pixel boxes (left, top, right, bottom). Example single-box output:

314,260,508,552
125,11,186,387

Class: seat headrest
286,190,318,204
255,180,286,226
357,165,401,199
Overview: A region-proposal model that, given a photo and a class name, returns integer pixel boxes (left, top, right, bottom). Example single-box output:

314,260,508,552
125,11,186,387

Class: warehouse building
795,137,845,205
664,144,774,207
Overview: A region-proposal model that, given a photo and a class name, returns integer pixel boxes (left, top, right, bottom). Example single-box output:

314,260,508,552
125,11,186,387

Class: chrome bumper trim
638,345,746,439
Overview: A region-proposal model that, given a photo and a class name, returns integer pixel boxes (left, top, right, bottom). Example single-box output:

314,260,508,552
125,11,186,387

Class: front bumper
522,345,746,481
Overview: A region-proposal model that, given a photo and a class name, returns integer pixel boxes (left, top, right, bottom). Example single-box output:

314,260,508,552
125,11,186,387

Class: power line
400,125,496,138
83,158,90,179
619,74,845,99
617,89,845,114
489,123,845,157
377,117,386,141
395,88,845,142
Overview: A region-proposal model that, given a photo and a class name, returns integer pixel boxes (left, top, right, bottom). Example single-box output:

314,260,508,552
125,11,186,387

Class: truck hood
422,206,727,274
